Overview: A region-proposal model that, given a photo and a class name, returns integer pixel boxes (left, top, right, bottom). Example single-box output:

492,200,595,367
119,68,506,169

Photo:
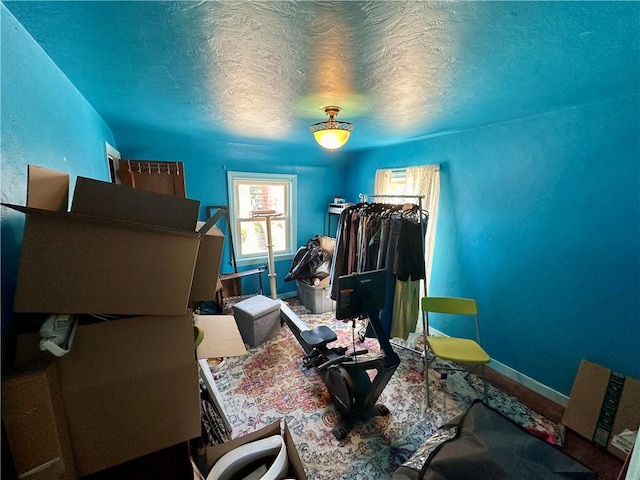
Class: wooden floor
484,367,625,480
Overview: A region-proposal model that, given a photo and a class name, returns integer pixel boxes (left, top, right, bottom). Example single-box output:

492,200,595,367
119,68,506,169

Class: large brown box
8,314,201,478
562,359,640,460
5,165,223,316
56,312,201,476
2,360,77,480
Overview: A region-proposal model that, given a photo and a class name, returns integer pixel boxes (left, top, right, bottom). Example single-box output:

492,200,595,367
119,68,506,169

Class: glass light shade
313,128,351,150
310,106,354,150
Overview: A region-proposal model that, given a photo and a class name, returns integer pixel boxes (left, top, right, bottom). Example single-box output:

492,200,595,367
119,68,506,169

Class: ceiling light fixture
310,106,354,150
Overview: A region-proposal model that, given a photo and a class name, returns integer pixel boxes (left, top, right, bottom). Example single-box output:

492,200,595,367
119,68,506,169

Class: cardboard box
5,166,223,315
195,314,247,359
296,280,335,314
2,360,77,480
562,359,640,460
26,164,69,211
191,222,225,303
203,420,307,479
56,312,201,476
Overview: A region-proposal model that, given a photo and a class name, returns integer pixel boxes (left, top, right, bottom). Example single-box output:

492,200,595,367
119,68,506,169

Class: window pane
237,183,287,218
270,218,288,251
238,218,289,256
228,171,296,262
389,169,408,195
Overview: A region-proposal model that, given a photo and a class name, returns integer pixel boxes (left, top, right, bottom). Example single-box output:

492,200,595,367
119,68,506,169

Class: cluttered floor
204,299,606,479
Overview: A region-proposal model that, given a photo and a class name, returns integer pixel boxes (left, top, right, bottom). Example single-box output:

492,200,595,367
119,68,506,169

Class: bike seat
300,325,337,348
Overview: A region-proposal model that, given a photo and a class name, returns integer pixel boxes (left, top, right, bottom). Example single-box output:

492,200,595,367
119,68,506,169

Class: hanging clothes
390,278,421,339
329,202,428,339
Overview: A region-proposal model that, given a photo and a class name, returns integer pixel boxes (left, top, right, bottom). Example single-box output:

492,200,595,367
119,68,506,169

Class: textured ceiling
4,1,639,152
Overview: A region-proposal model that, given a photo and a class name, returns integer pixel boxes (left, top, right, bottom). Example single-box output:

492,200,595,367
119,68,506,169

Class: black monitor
335,269,387,320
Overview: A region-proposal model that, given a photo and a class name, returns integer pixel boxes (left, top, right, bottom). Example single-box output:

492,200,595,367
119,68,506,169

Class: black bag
284,235,331,282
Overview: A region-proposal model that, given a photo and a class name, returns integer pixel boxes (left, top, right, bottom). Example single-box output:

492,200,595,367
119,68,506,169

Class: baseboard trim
278,291,297,300
487,358,569,407
428,326,569,407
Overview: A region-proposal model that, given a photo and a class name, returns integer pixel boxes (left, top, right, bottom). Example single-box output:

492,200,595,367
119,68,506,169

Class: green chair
421,296,491,406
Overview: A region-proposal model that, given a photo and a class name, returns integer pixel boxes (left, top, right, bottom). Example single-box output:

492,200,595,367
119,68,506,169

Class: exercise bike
281,269,401,440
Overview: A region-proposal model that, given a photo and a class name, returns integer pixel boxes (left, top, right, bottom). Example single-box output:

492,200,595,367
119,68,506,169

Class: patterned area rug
211,302,560,479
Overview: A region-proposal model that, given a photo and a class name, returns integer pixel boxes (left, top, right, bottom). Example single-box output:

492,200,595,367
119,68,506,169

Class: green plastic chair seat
427,337,490,364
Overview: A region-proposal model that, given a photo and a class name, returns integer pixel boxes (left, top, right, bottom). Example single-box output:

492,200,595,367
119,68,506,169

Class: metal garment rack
358,193,429,359
358,193,427,298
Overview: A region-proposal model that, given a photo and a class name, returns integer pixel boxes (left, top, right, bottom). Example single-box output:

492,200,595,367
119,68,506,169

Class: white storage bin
296,280,335,314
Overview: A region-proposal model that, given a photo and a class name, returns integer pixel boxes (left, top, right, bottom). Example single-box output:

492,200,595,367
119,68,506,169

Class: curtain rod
358,193,424,202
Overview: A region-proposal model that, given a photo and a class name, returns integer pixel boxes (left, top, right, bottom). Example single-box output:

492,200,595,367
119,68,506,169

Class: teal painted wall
1,3,344,313
1,5,114,349
345,97,640,395
2,2,639,398
112,129,349,298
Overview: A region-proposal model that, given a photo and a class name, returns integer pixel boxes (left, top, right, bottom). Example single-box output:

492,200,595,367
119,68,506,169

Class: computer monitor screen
335,269,387,320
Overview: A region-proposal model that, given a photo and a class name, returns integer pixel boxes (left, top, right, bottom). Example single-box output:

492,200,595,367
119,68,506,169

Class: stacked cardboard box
2,165,226,478
2,360,76,480
562,359,640,461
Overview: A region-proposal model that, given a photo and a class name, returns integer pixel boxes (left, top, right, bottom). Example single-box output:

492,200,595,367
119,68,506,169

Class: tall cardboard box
562,359,640,460
56,313,201,476
2,360,77,480
5,166,223,316
191,221,225,303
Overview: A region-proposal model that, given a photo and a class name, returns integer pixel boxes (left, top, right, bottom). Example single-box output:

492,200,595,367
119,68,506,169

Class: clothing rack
358,193,427,297
357,193,429,358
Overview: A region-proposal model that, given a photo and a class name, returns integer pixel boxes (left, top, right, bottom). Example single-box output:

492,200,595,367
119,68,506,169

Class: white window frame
227,171,297,266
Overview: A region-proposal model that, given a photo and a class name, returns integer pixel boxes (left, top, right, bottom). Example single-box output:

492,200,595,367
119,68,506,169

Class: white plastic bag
39,314,78,357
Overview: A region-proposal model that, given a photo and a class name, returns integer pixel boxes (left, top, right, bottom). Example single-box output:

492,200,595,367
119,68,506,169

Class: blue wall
2,2,639,398
1,4,346,314
1,5,114,346
111,128,349,298
346,98,640,395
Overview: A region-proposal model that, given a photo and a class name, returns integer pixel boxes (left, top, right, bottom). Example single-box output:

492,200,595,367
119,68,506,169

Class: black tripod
281,301,401,440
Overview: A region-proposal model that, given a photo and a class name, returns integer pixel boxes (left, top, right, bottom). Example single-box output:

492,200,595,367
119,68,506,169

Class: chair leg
421,313,433,407
460,364,489,402
426,367,431,407
481,364,488,403
425,356,434,407
421,312,429,368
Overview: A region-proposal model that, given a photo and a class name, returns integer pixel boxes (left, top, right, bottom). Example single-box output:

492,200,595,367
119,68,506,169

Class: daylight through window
227,172,297,263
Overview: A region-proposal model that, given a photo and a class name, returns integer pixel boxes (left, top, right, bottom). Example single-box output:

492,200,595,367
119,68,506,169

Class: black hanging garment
329,202,426,339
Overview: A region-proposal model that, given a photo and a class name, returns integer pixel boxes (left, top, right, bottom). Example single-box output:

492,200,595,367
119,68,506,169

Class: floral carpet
211,302,560,479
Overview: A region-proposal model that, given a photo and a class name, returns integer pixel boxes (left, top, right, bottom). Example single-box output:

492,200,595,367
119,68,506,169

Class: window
375,164,440,294
389,168,410,196
227,171,297,264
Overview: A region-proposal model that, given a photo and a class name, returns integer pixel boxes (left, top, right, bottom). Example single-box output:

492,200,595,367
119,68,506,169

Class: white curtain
374,169,391,195
374,164,440,338
374,164,440,294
